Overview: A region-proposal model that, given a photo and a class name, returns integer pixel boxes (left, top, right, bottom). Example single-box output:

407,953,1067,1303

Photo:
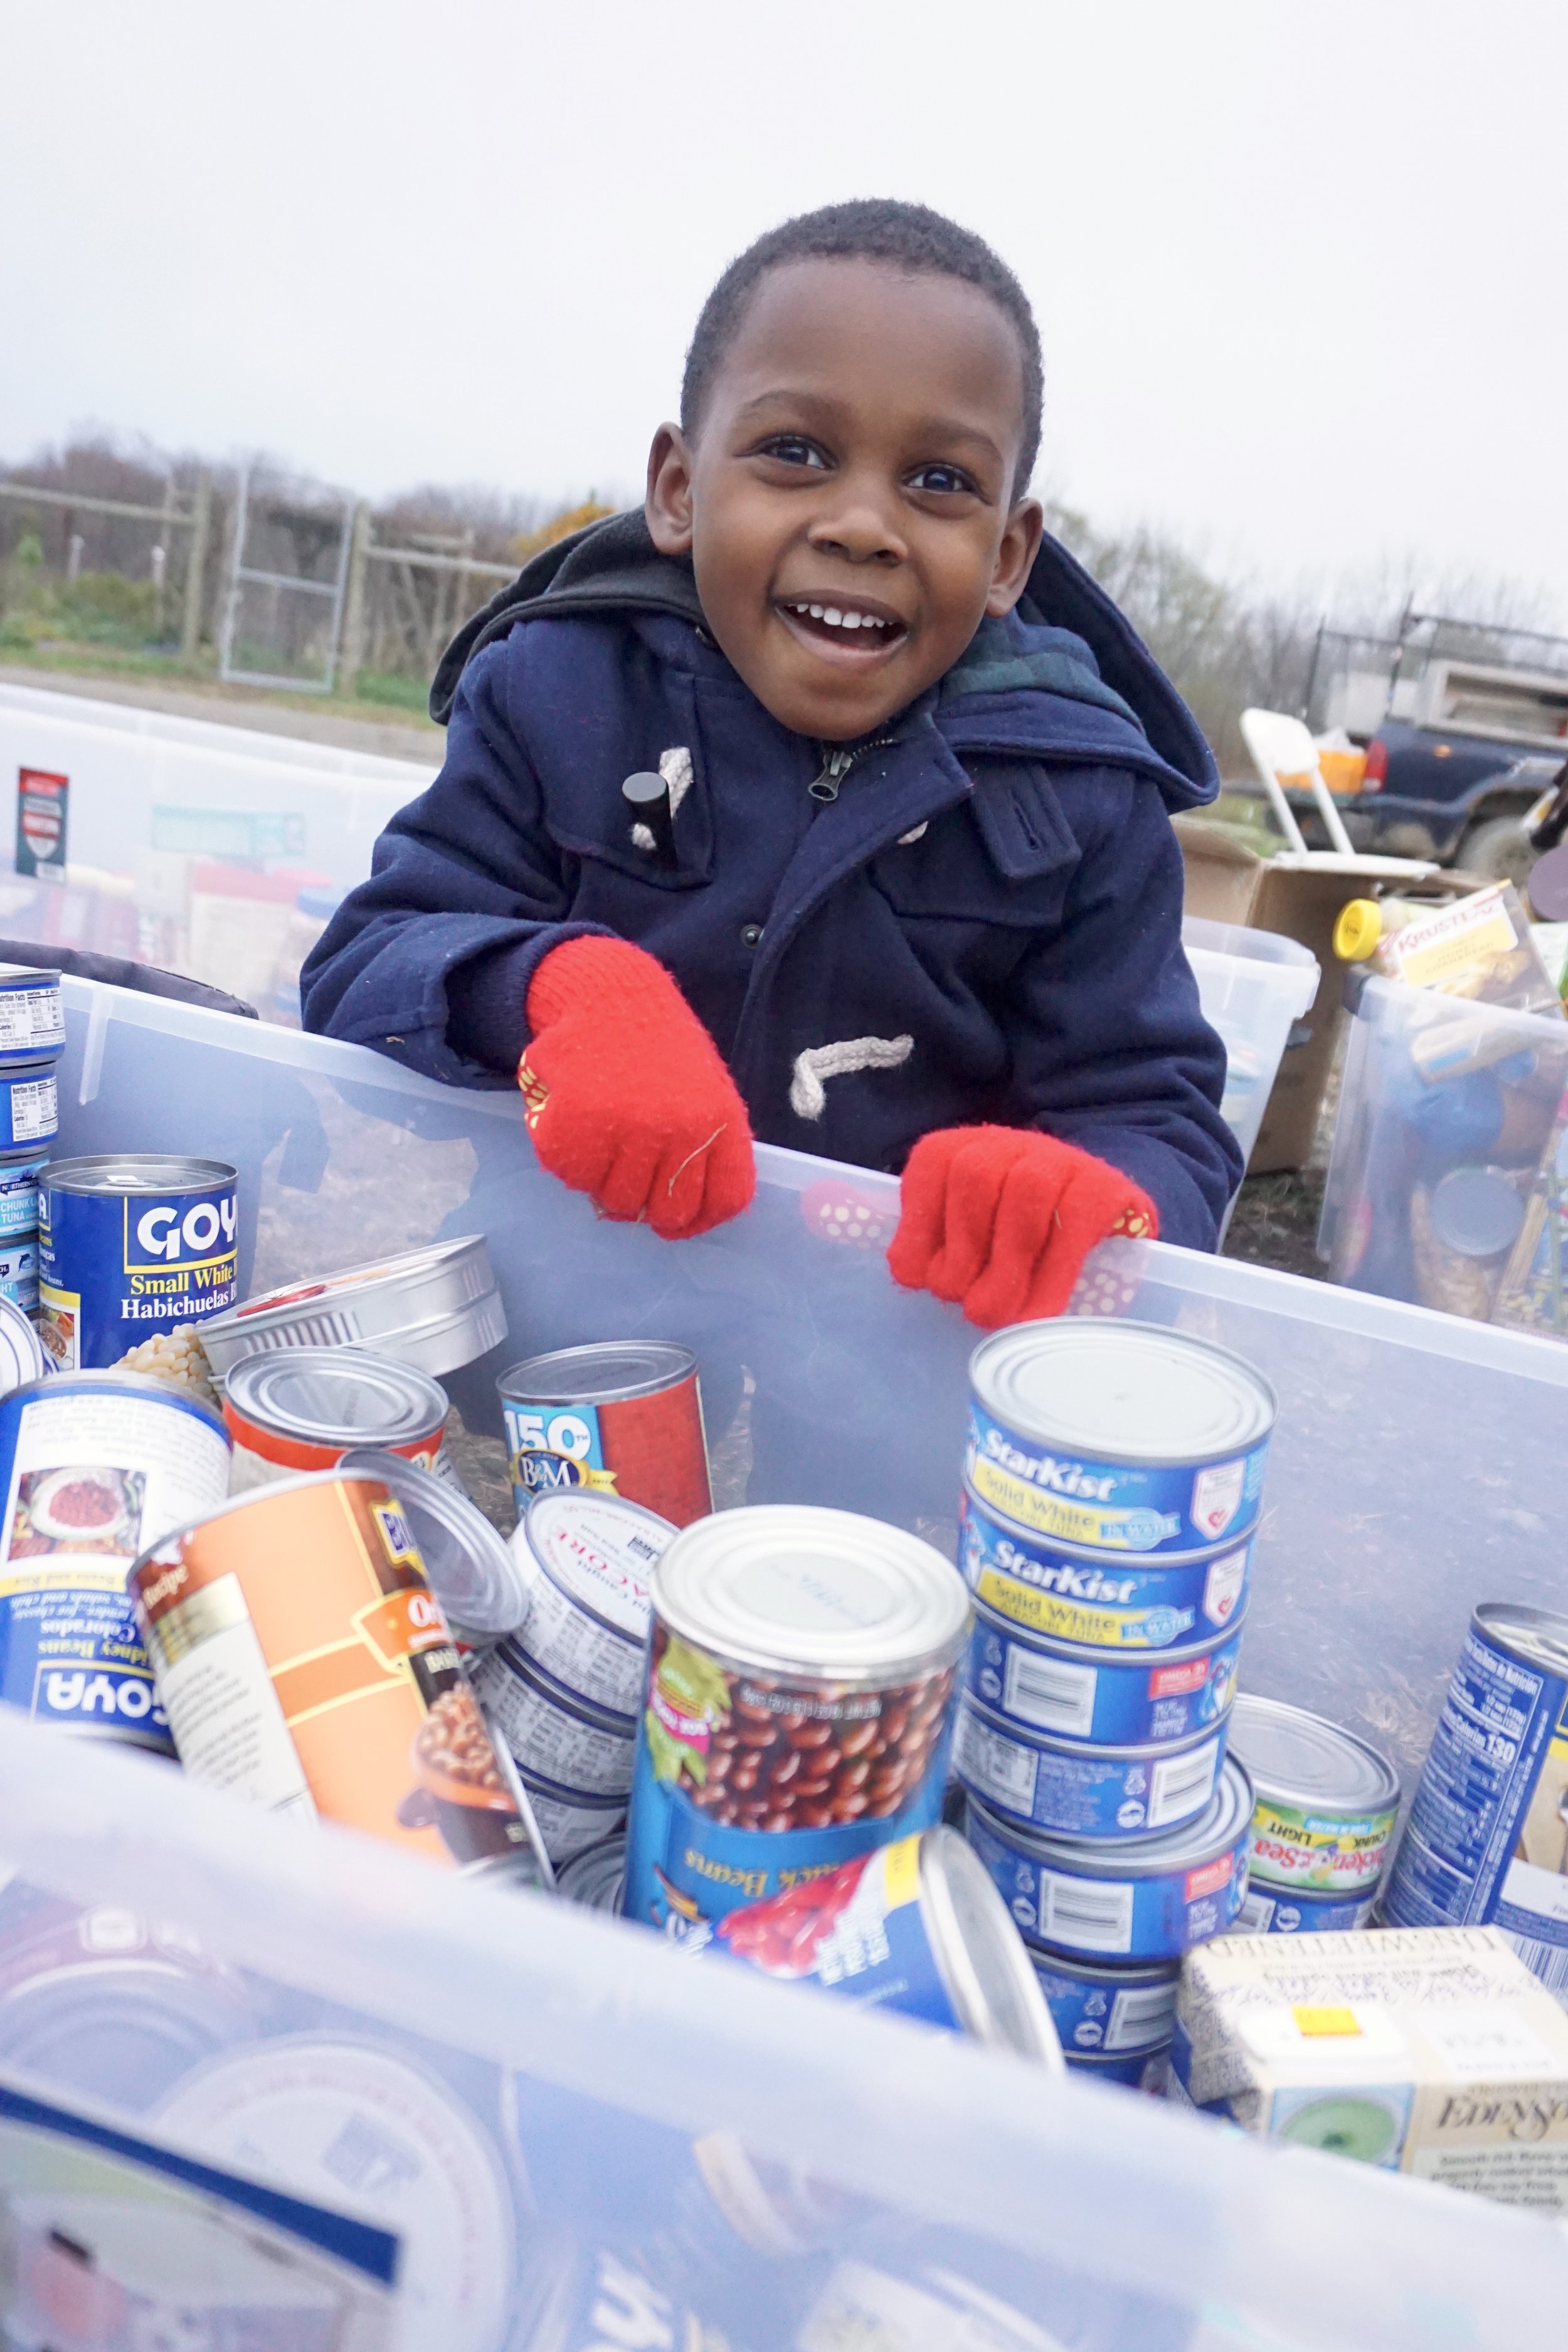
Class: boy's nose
805,493,907,566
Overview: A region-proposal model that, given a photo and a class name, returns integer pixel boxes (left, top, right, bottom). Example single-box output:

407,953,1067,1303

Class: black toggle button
739,923,763,948
622,771,677,870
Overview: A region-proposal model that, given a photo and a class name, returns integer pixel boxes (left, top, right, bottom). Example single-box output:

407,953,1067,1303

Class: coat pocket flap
971,762,1080,881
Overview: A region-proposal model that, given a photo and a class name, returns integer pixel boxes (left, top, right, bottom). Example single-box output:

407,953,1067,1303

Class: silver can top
519,1489,676,1643
338,1448,531,1639
0,1297,46,1398
653,1505,971,1685
44,1154,237,1196
1475,1602,1568,1682
225,1348,447,1448
969,1319,1276,1468
199,1236,503,1382
967,1754,1255,1878
918,1826,1064,2070
499,1340,696,1407
1227,1693,1401,1817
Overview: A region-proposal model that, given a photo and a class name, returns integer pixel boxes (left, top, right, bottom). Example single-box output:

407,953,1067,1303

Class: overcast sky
4,1,1565,618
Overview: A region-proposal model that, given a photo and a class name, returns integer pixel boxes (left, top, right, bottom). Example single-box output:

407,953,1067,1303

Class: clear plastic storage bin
2,975,1562,2347
1182,916,1320,1167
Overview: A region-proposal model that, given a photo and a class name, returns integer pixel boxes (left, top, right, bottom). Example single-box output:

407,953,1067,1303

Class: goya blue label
0,972,63,1067
0,1153,46,1242
1029,1947,1178,2056
955,1693,1227,1841
1232,1881,1377,1934
966,1599,1242,1747
964,1779,1251,1962
0,1063,58,1153
38,1162,239,1372
958,1488,1251,1653
1382,1605,1568,1993
964,1401,1268,1555
625,1621,957,1934
0,1375,231,1752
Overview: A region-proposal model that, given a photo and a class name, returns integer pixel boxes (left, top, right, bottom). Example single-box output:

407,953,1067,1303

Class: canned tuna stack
952,1320,1276,2089
0,964,65,1327
471,1491,679,1865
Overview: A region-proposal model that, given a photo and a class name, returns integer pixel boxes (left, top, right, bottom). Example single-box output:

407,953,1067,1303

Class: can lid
520,1490,675,1641
1428,1166,1525,1259
338,1448,531,1637
918,1827,1064,2070
1333,899,1385,962
226,1348,448,1446
654,1505,970,1682
1227,1694,1400,1815
0,963,61,986
969,1320,1275,1467
199,1236,504,1382
0,1297,45,1398
43,1155,237,1195
499,1340,697,1407
1475,1602,1568,1678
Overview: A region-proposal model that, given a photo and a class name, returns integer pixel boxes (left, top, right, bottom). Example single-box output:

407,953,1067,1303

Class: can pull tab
622,771,677,871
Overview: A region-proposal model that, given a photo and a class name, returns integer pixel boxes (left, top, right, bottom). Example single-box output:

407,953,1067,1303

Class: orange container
130,1471,531,1877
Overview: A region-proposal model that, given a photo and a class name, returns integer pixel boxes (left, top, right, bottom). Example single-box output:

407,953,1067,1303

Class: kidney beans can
625,1505,970,1938
685,1825,1062,2065
1027,1947,1179,2058
958,1486,1251,1653
499,1341,711,1527
129,1470,532,1877
0,967,64,1067
0,1371,231,1751
470,1639,637,1799
1231,1881,1377,1935
0,1237,37,1315
1228,1692,1400,1897
1382,1603,1568,1992
965,1320,1275,1556
0,1061,58,1155
963,1763,1254,1962
955,1691,1228,1841
38,1155,239,1375
966,1596,1243,1749
222,1347,451,1493
0,1152,47,1244
510,1489,675,1718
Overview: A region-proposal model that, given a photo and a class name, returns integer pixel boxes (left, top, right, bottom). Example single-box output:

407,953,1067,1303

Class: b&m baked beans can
498,1342,711,1527
38,1157,239,1375
958,1487,1252,1654
624,1506,970,1938
965,1322,1275,1557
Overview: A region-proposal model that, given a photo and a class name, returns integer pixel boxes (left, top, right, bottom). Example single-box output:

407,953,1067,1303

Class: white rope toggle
790,1034,913,1121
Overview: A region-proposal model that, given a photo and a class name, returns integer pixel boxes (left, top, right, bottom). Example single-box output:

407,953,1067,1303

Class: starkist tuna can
0,1153,48,1243
965,1321,1275,1557
963,1762,1254,1961
958,1486,1252,1653
1231,1881,1377,1935
955,1692,1228,1841
625,1506,969,1938
1027,1948,1180,2058
0,967,64,1067
499,1341,711,1527
0,1372,231,1750
129,1471,532,1877
221,1348,452,1493
38,1157,239,1375
0,1061,58,1154
1227,1693,1400,1899
965,1596,1244,1747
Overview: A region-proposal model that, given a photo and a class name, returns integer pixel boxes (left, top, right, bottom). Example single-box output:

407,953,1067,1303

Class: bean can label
39,1170,239,1373
502,1364,710,1528
958,1488,1250,1653
964,1401,1267,1555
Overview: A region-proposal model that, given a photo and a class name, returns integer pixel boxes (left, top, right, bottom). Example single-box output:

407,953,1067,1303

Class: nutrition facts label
0,989,64,1051
8,1076,57,1143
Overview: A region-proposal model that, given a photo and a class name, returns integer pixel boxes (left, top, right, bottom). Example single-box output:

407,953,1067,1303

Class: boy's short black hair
681,199,1044,499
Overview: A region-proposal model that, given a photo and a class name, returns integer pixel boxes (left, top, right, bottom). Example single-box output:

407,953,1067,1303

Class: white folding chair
1239,707,1359,857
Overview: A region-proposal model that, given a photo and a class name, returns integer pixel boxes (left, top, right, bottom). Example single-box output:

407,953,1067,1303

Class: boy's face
647,259,1043,743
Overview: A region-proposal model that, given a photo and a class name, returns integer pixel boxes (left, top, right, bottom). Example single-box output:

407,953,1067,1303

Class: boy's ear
984,496,1045,618
645,424,696,554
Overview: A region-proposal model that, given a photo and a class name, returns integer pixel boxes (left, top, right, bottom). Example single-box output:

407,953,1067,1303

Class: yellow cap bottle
1333,899,1385,963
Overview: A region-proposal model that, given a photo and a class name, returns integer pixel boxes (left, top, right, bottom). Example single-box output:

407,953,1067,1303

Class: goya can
499,1342,711,1527
509,1489,675,1718
965,1596,1243,1747
470,1640,637,1799
0,1237,37,1315
963,1764,1254,1962
0,1061,58,1155
1231,1881,1377,1935
958,1486,1251,1653
954,1691,1228,1841
1228,1693,1401,1898
0,1372,231,1751
0,967,64,1067
222,1347,451,1493
1027,1947,1179,2058
0,1152,47,1243
687,1826,1062,2068
1383,1604,1568,1991
129,1471,532,1877
556,1834,627,1912
517,1766,627,1864
38,1156,238,1375
965,1321,1275,1556
198,1236,504,1384
625,1506,970,1936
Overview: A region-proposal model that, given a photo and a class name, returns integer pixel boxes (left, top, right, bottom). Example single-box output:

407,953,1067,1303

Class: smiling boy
303,200,1241,1324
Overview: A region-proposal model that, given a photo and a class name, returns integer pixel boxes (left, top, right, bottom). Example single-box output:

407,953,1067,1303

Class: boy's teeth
808,604,824,618
789,600,891,635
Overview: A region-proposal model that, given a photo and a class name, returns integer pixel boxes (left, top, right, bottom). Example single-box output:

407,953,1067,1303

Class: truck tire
1454,810,1537,888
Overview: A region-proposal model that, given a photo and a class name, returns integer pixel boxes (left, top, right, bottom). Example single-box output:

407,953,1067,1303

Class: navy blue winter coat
302,514,1242,1246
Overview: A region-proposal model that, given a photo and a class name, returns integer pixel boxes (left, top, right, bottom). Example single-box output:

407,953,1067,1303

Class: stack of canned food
950,1320,1275,2087
0,962,65,1323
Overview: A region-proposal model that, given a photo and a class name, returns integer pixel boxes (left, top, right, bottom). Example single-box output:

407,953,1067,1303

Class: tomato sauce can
0,1371,231,1751
38,1156,239,1375
1227,1693,1401,1899
221,1347,452,1493
624,1505,970,1937
0,967,64,1068
498,1342,711,1526
470,1640,637,1799
965,1321,1276,1557
0,1152,48,1244
509,1489,675,1717
1027,1947,1180,2060
958,1486,1252,1654
965,1596,1244,1747
0,1061,59,1155
129,1470,532,1877
955,1691,1228,1841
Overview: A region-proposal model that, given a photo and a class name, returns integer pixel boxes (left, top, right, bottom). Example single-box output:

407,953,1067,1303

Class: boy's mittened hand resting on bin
518,938,756,1238
888,1125,1157,1328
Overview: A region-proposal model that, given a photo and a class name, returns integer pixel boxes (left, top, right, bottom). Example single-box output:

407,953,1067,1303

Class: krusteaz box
1170,1926,1568,2213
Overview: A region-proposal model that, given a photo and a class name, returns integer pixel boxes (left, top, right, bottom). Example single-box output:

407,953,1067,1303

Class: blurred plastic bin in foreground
1182,916,1319,1171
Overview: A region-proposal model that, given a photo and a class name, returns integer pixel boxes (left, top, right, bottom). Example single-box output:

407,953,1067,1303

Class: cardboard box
1171,1926,1568,2213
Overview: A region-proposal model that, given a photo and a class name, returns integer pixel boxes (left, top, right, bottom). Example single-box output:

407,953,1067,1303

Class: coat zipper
807,736,894,803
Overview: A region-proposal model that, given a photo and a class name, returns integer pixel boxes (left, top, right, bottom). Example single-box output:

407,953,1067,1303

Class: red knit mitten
886,1125,1157,1328
519,938,755,1239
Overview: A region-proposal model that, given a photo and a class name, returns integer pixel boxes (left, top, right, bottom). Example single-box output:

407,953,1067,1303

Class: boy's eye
908,462,977,496
758,435,829,470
